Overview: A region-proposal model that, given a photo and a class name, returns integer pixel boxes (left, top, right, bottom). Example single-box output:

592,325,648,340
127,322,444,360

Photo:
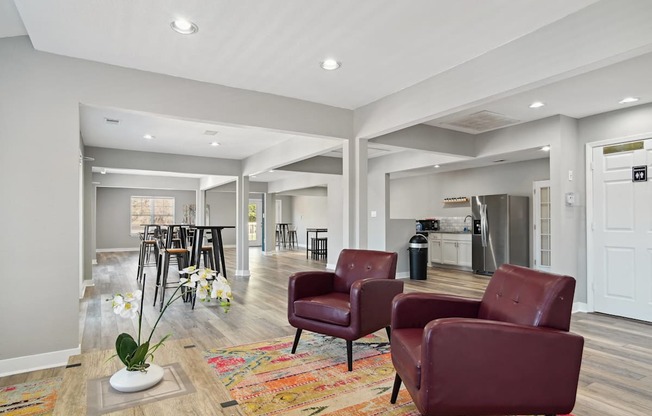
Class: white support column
356,138,368,249
263,192,276,254
195,189,205,225
342,140,355,248
342,138,369,249
235,175,251,277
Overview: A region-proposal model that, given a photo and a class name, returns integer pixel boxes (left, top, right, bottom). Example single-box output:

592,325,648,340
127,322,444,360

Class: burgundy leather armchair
390,264,584,416
288,249,402,371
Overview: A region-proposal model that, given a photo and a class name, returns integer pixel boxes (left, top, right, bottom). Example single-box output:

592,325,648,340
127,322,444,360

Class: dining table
189,225,235,278
305,227,328,259
276,223,290,248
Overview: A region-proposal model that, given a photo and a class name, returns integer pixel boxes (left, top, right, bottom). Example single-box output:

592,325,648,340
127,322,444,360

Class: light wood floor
2,248,652,415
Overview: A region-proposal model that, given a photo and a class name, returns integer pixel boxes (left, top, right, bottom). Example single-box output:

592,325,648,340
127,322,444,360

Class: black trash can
408,234,428,280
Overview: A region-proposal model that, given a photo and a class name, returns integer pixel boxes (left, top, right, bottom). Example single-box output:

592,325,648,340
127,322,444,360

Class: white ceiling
81,104,303,159
5,0,652,185
12,0,596,110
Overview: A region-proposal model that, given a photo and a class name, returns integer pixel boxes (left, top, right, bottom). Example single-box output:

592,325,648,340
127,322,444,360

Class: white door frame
532,180,551,271
585,131,652,314
249,198,263,247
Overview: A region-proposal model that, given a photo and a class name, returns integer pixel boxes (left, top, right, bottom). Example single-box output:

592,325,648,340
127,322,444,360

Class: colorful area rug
204,333,416,415
205,333,576,416
0,377,61,415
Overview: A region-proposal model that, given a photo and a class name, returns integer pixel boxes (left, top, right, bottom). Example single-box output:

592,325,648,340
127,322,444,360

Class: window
130,196,175,234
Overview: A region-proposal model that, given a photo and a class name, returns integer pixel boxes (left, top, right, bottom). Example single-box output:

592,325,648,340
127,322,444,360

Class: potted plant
107,268,232,392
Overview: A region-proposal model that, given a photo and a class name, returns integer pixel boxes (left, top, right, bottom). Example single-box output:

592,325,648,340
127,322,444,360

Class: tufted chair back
333,249,398,293
478,264,575,331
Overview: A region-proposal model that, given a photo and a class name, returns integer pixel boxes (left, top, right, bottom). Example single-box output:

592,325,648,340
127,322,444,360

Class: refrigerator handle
481,204,488,248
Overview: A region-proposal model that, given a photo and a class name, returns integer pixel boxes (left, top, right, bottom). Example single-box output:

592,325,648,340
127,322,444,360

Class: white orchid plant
107,268,232,372
179,266,233,310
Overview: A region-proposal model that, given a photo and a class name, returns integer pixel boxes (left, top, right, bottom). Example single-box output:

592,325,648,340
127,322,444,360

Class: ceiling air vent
104,117,120,125
442,111,520,133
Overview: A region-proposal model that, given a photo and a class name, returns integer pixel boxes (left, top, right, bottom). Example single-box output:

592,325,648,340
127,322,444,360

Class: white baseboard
326,263,335,271
572,302,590,313
396,271,410,279
96,247,139,253
0,345,81,377
80,280,94,299
235,269,251,277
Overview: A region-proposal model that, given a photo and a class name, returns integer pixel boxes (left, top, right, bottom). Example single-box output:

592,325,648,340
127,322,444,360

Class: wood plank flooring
2,248,651,415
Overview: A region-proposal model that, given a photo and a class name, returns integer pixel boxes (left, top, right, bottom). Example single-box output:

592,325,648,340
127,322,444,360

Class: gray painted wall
96,188,197,250
205,191,237,245
276,195,294,223
291,195,329,246
390,158,550,219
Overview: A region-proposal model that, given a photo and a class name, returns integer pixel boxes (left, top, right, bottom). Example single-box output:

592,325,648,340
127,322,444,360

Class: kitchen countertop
419,230,472,234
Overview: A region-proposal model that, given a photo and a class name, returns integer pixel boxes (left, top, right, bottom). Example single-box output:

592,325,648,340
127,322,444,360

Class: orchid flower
110,293,139,318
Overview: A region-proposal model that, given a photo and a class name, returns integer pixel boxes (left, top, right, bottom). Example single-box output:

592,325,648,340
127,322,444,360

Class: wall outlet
370,210,377,218
565,192,576,206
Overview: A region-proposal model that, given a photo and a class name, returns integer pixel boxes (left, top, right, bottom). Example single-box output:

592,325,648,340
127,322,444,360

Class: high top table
306,227,328,259
164,224,190,249
189,226,235,277
276,223,290,248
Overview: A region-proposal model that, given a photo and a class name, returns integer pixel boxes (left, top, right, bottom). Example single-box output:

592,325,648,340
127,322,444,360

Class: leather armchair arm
419,318,584,413
391,293,481,329
287,271,335,303
350,278,404,336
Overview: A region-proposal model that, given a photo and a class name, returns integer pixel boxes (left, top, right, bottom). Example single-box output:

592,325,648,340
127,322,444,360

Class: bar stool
137,224,160,283
153,238,190,311
311,237,327,260
288,225,298,249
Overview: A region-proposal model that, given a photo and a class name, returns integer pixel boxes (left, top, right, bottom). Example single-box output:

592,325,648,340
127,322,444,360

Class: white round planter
109,364,165,393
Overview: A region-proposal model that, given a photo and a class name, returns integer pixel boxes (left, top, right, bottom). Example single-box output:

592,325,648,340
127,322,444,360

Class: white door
248,199,262,247
533,180,552,271
592,139,652,322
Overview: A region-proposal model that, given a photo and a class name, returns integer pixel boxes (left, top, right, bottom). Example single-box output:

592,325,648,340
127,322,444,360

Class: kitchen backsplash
438,216,472,232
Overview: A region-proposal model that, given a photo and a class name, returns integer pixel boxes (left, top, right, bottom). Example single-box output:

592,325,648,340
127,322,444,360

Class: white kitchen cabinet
433,233,472,268
428,233,442,264
457,240,472,267
441,240,459,265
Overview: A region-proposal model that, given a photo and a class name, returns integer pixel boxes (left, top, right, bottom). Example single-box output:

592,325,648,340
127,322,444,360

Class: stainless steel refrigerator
472,194,529,275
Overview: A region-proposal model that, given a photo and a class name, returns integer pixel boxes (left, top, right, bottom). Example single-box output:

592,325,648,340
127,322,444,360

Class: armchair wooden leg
390,373,402,404
346,340,353,371
385,326,391,341
291,329,302,354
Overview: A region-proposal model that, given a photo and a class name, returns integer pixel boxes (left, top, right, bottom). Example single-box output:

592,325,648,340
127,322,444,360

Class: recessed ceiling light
171,19,198,35
269,170,275,173
529,101,545,109
541,145,551,152
143,134,155,140
433,165,440,168
619,96,639,104
320,59,341,71
100,169,107,175
209,141,220,147
204,130,218,136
